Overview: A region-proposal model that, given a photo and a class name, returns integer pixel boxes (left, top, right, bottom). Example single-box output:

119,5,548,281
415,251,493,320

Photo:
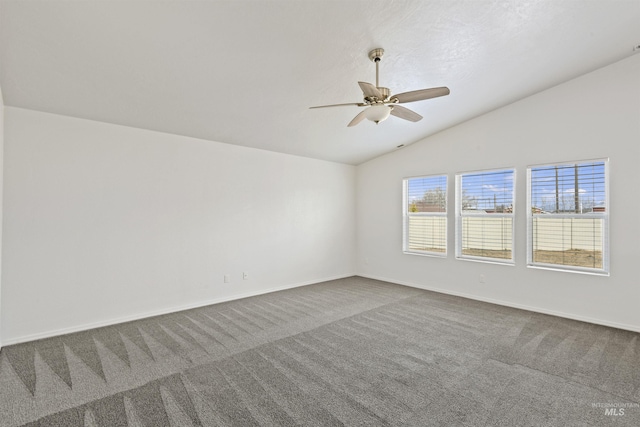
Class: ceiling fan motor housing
364,87,390,103
376,87,390,101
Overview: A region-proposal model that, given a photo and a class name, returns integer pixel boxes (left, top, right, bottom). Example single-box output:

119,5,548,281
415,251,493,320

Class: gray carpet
0,276,638,426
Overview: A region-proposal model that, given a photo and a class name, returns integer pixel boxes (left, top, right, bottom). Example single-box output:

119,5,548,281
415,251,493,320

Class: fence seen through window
528,160,607,272
404,175,447,255
456,169,515,262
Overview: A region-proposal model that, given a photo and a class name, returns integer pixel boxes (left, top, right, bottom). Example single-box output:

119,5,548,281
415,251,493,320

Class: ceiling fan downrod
369,48,387,102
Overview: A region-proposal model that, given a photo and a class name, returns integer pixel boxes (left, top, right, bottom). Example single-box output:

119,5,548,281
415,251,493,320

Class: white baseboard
2,273,356,346
358,273,640,333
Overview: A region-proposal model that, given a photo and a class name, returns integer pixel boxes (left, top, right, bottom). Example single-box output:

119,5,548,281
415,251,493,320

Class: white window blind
403,175,447,256
456,169,515,263
528,160,608,274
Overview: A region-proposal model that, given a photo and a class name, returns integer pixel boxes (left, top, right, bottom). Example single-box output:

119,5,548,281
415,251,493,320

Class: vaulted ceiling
1,1,639,164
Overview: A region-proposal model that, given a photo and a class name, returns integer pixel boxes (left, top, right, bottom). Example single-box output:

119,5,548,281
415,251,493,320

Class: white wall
357,54,640,331
0,85,4,348
1,108,356,343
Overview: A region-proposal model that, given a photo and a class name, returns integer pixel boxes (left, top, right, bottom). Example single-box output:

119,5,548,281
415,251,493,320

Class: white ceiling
1,1,639,165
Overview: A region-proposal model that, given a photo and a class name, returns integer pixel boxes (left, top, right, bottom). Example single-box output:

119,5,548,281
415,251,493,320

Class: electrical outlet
224,274,230,283
242,272,249,280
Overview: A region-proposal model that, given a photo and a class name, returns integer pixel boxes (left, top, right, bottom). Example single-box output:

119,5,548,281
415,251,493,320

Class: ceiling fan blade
390,105,423,122
358,81,382,100
310,102,365,109
392,87,450,104
347,110,368,127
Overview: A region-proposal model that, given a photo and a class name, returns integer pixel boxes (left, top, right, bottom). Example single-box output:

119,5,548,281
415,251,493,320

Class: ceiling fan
310,48,450,127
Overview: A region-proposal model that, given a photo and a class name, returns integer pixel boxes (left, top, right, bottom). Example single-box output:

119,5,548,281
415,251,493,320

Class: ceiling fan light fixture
364,105,391,124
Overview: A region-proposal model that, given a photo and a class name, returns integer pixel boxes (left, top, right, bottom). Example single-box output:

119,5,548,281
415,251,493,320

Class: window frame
526,159,610,275
455,167,516,265
402,174,448,257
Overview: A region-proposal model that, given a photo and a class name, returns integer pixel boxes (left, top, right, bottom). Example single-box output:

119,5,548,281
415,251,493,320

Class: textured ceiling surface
1,0,639,165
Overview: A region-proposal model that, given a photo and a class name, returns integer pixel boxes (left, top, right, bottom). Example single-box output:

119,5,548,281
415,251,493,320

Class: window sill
403,250,447,258
455,256,515,266
527,264,609,277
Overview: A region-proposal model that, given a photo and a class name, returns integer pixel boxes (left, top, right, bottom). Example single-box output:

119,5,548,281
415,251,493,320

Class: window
403,175,447,256
456,169,515,263
527,160,608,274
